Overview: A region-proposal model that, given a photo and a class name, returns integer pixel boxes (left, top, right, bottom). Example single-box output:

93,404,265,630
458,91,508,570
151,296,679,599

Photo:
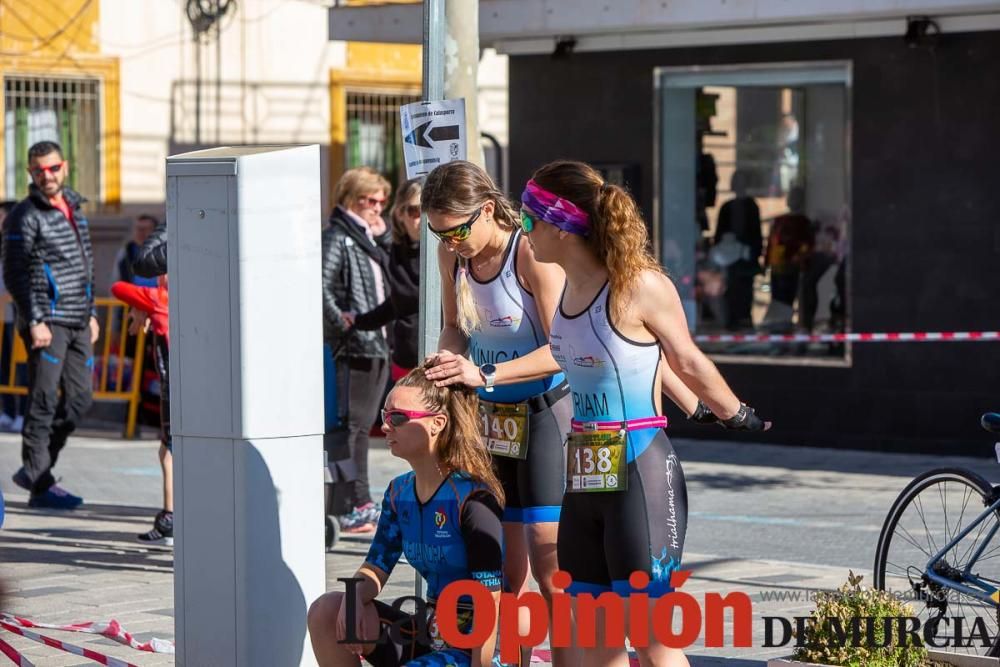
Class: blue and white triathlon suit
549,280,688,598
463,229,571,524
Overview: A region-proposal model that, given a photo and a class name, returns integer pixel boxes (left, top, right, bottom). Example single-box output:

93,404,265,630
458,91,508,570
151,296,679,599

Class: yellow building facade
0,0,120,208
1,0,425,209
330,0,422,192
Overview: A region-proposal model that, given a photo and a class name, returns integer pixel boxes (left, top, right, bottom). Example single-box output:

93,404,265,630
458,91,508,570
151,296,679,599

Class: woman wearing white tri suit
429,161,770,667
420,161,575,667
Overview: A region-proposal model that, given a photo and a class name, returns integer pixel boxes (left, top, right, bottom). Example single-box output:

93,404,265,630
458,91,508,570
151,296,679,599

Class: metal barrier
0,295,148,438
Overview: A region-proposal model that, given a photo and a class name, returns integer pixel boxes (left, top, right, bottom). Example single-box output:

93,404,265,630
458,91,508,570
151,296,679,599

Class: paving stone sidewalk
0,500,828,666
2,432,996,665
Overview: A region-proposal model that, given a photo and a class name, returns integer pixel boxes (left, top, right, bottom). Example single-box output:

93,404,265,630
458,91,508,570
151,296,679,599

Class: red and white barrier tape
0,615,174,666
0,635,33,667
693,330,1000,344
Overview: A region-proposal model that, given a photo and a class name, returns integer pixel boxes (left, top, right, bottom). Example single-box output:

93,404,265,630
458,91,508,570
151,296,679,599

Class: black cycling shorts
557,429,688,599
489,389,571,524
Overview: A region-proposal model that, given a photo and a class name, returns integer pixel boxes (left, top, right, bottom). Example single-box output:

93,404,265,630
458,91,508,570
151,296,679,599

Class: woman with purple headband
420,160,577,667
432,161,770,667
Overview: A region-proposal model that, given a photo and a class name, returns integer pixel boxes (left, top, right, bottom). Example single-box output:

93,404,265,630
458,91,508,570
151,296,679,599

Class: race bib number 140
479,402,529,460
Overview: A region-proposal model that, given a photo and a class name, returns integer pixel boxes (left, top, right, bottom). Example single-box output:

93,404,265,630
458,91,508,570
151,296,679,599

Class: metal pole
444,0,482,166
415,0,482,602
417,0,445,366
415,0,447,601
418,0,481,364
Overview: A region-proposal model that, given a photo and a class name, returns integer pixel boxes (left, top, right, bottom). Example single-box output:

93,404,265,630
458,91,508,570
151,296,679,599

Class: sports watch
479,363,497,393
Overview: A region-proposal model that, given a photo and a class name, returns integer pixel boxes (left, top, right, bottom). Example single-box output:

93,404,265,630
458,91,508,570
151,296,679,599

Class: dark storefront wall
509,31,1000,454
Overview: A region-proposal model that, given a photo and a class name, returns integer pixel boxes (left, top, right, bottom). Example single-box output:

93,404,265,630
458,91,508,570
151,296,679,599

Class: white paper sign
400,98,467,179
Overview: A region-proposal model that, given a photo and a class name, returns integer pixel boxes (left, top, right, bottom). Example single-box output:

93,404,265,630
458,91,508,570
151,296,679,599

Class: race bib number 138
566,431,627,492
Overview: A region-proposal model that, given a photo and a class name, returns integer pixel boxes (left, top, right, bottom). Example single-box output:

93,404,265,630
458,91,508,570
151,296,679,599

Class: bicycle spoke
957,517,992,571
966,531,997,572
976,543,1000,562
943,481,976,551
940,481,951,545
896,523,933,557
914,494,941,556
951,484,977,547
980,533,1000,558
884,559,914,576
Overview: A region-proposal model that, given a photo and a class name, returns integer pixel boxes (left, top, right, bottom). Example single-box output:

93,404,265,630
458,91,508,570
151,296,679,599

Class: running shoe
357,501,381,525
339,504,377,534
138,510,174,546
28,484,83,510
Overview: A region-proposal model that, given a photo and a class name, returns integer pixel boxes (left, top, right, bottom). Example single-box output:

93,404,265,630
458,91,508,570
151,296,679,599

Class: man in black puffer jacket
2,141,99,509
321,166,391,533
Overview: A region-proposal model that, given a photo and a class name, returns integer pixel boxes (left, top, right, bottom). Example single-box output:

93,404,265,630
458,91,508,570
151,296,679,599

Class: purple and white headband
521,179,591,237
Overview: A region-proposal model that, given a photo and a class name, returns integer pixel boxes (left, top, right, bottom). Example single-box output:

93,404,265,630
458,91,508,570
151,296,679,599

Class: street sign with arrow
400,98,467,179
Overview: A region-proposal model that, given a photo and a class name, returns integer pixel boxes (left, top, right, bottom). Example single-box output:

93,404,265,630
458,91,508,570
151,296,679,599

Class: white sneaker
0,414,13,431
10,416,23,432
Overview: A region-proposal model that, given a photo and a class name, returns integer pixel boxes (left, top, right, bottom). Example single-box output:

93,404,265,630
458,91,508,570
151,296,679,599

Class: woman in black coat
343,179,421,382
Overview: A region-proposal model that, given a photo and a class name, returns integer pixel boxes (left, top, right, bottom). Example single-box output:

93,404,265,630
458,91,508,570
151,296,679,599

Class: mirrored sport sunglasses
381,408,442,428
519,209,538,234
428,207,482,243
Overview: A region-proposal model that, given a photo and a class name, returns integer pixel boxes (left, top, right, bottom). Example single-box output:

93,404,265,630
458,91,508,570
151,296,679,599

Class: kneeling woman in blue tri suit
431,161,769,667
419,161,574,666
308,365,505,667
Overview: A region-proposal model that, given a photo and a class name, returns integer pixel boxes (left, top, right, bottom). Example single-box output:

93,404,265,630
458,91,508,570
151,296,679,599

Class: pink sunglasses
381,408,441,428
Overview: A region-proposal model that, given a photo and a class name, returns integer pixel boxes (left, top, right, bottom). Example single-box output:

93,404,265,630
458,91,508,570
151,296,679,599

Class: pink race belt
570,416,668,433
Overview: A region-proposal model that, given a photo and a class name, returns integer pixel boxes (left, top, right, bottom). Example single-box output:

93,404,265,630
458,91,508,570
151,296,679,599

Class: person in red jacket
111,273,172,545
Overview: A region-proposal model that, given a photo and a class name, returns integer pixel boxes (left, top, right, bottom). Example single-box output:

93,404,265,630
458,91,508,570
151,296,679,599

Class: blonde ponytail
454,258,480,336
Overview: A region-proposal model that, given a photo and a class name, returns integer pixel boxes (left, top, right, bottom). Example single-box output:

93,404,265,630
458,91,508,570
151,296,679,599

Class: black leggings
491,392,571,524
557,429,688,598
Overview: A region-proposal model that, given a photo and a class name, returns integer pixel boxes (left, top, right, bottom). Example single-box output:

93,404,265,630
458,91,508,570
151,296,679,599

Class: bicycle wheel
874,468,1000,657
